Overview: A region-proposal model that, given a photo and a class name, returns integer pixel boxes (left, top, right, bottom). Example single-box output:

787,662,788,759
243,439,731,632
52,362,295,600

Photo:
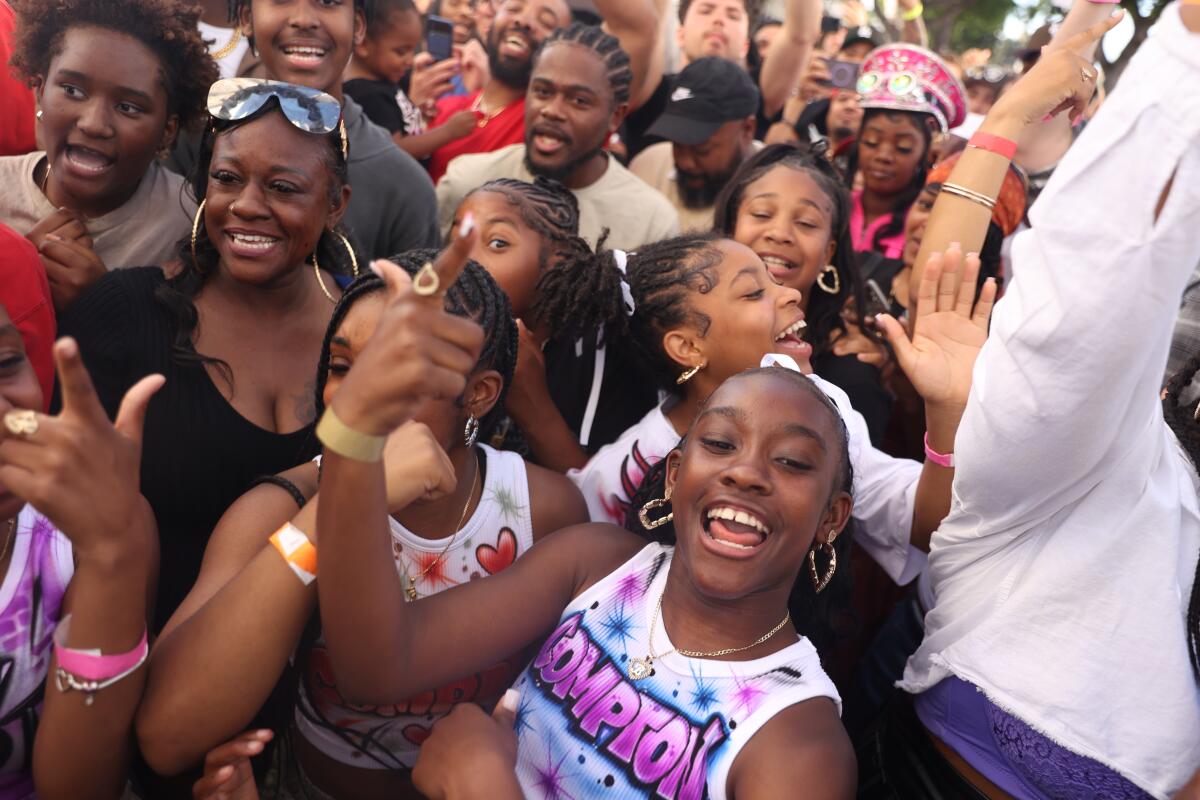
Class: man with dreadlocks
436,23,679,251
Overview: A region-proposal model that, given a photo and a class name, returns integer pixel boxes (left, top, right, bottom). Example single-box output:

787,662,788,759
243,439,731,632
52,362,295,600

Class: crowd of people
0,0,1197,797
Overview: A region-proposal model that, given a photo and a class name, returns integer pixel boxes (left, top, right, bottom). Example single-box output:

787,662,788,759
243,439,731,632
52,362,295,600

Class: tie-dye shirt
0,506,74,799
510,543,839,800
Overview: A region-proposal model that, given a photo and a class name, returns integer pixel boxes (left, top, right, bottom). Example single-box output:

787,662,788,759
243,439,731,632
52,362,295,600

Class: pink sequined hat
856,44,966,132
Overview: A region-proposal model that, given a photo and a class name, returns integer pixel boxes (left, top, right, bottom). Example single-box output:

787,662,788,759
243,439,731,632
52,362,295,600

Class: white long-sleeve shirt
900,8,1200,797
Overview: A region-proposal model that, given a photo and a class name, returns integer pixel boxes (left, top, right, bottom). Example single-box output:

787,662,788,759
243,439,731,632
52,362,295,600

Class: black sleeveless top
58,268,320,631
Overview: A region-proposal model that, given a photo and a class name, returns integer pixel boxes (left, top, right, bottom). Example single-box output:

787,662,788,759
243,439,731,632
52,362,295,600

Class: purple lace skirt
914,676,1153,800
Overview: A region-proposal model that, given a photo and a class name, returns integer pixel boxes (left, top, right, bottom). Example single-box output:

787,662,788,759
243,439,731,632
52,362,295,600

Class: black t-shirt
542,328,660,454
343,78,408,134
58,268,321,632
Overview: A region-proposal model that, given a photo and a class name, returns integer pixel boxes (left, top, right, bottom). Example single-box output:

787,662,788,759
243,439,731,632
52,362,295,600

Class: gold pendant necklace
403,450,480,601
209,26,243,61
627,591,791,682
469,93,507,128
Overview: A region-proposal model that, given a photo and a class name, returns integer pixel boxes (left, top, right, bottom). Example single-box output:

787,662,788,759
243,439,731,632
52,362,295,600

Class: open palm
877,249,996,409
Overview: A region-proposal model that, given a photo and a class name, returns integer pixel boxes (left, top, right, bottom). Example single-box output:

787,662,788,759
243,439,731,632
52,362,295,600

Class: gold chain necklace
627,591,791,681
469,93,508,128
209,26,243,61
403,451,480,601
0,517,17,566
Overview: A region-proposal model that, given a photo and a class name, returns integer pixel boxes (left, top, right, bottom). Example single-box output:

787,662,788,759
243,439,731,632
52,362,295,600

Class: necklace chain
404,450,479,601
628,590,790,681
209,26,242,61
469,93,507,128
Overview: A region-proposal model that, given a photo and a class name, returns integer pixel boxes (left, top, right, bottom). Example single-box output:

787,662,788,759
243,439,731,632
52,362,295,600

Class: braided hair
314,250,518,442
844,109,935,256
626,366,855,652
1163,353,1200,679
157,102,356,382
534,231,727,397
714,142,866,357
537,22,633,107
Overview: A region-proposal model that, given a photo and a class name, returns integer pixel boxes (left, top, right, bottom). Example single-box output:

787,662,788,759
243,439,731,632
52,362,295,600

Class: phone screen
426,15,454,62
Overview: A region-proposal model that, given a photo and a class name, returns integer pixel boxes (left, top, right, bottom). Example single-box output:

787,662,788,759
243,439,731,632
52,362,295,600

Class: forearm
603,0,666,111
316,449,413,704
137,504,318,774
34,519,155,800
909,402,961,552
910,111,1019,290
395,126,460,160
900,16,928,47
759,0,822,118
508,388,589,473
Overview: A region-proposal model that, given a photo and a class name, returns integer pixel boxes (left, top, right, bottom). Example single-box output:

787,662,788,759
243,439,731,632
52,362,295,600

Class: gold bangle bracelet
941,182,997,211
316,407,386,462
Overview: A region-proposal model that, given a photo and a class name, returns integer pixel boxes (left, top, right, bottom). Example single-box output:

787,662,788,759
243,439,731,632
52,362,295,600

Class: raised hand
0,338,163,559
192,730,272,800
875,246,995,411
991,13,1122,127
329,220,484,438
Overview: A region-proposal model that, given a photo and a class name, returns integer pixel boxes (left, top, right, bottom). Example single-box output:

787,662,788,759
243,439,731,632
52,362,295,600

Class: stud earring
35,109,43,120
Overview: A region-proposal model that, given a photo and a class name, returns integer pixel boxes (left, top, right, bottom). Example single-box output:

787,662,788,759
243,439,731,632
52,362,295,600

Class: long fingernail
499,688,520,712
370,260,385,277
459,212,475,238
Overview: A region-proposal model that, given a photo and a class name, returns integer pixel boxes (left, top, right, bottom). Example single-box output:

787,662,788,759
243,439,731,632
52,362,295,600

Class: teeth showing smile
504,35,530,52
706,507,770,536
282,45,327,62
760,255,796,271
229,233,279,252
775,318,807,341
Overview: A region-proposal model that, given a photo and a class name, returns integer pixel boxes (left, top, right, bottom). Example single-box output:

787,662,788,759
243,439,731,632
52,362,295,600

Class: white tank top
510,543,840,800
295,444,535,769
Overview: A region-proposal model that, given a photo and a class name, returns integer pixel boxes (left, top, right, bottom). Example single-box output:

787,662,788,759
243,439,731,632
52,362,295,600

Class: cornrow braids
537,22,632,107
714,142,867,357
1162,351,1200,679
845,109,934,255
533,231,725,395
625,367,854,652
314,251,518,442
10,0,217,131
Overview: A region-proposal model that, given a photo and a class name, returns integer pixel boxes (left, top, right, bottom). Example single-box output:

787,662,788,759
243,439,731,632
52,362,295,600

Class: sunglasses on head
206,78,347,160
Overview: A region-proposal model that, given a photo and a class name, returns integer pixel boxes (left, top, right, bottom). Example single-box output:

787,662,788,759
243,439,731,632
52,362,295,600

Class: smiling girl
0,0,216,311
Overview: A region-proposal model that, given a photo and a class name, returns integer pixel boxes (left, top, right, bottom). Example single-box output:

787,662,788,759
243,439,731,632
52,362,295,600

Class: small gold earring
676,363,703,385
808,540,837,593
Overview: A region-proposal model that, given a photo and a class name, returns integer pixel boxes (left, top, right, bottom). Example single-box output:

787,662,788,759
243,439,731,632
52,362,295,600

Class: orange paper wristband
270,523,317,585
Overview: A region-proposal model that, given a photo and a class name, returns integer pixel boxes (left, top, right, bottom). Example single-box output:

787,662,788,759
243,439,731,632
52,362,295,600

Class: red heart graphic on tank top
402,724,431,746
476,528,517,575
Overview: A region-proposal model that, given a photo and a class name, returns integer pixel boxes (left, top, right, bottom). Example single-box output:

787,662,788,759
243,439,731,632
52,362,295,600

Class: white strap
579,341,607,449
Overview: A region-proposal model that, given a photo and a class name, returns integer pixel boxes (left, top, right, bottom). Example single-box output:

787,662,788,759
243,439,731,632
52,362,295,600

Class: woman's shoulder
524,459,590,539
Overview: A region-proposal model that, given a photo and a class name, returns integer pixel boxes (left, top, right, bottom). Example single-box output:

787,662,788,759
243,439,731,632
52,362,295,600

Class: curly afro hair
9,0,218,130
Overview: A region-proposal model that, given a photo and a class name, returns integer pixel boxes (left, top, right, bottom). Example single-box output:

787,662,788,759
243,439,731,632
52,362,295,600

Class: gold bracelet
316,407,386,462
940,182,997,211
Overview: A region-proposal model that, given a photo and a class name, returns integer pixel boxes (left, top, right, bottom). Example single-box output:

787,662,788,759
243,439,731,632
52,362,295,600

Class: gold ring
4,409,39,436
413,262,440,297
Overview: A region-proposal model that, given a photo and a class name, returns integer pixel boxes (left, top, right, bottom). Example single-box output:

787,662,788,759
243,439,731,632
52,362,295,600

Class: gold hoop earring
312,249,335,303
638,484,673,530
190,199,206,270
817,265,841,295
808,539,837,593
334,231,359,278
676,363,703,385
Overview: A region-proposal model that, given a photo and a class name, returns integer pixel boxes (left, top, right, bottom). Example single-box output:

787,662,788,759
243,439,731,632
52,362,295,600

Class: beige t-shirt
628,140,765,234
0,151,195,270
436,144,680,251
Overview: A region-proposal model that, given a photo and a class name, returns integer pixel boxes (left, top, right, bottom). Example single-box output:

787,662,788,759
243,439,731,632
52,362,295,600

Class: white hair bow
760,353,803,372
612,249,636,316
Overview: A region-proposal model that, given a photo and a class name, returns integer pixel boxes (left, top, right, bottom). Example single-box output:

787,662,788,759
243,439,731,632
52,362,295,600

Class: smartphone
425,15,454,63
826,59,861,90
864,279,892,319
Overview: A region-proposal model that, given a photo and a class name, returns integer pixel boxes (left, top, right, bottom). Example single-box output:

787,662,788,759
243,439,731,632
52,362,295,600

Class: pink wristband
54,615,149,681
924,432,955,468
968,131,1017,160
